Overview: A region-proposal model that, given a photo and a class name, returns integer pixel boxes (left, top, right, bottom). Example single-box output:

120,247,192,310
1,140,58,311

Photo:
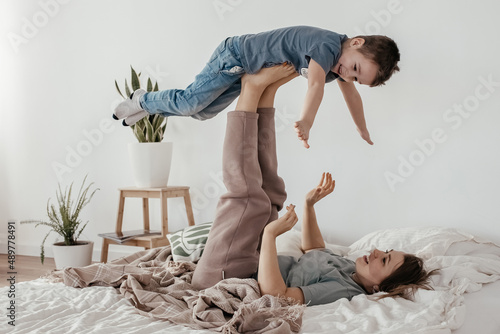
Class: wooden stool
100,186,195,263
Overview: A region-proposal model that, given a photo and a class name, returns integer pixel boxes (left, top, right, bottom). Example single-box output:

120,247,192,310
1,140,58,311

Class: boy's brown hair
354,35,400,87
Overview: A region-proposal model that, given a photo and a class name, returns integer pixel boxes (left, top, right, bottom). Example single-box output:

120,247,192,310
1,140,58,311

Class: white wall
1,0,499,261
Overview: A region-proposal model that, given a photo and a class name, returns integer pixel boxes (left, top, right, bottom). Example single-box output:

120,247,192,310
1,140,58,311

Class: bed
2,226,500,334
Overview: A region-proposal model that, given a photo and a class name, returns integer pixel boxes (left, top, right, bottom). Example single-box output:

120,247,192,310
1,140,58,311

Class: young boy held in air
113,25,400,148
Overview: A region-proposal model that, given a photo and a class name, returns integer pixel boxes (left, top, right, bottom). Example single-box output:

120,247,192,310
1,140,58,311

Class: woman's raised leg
191,65,295,290
256,73,298,222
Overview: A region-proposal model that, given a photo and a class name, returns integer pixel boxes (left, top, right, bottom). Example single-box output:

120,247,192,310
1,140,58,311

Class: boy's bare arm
294,59,325,148
337,80,373,145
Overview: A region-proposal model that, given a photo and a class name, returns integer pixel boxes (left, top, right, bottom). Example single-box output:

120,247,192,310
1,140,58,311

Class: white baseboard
11,242,144,263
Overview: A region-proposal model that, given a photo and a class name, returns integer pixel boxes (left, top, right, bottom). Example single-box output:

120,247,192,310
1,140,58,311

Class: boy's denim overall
140,36,244,120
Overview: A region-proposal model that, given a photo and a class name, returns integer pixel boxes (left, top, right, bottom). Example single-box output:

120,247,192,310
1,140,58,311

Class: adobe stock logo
212,0,244,21
384,75,499,192
51,118,115,182
353,0,408,35
7,0,72,54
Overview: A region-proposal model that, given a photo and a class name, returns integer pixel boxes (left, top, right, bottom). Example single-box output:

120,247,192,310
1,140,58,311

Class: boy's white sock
123,110,148,126
113,89,146,121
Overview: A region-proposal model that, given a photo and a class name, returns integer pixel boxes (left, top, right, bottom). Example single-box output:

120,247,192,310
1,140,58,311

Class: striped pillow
167,222,212,262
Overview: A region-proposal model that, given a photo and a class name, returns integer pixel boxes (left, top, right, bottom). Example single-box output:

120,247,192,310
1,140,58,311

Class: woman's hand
305,172,335,206
264,205,298,238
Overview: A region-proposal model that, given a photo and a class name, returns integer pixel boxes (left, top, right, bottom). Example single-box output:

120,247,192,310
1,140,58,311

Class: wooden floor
0,254,56,288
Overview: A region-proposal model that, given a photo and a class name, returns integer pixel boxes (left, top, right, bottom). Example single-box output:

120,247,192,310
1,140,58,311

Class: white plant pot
53,241,94,269
128,142,173,188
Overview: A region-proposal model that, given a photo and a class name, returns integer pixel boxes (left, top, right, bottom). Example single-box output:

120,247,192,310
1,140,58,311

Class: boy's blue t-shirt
238,26,347,83
278,248,366,306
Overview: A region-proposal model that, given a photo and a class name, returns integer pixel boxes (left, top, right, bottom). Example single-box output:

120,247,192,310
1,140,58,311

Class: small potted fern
115,66,173,188
21,176,99,268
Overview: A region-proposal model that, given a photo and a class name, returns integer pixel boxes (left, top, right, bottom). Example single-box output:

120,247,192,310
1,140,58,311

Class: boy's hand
357,128,374,145
264,205,298,238
305,172,335,206
294,120,312,148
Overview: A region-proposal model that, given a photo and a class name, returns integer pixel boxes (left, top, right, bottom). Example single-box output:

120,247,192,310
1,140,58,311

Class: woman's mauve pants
191,108,286,290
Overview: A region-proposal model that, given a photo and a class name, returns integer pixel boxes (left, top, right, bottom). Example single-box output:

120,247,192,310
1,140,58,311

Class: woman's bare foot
241,63,296,90
266,72,299,91
236,63,296,113
294,120,312,149
258,72,299,108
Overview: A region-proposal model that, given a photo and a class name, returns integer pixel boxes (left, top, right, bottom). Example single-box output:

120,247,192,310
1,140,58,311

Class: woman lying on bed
258,173,434,306
191,64,433,306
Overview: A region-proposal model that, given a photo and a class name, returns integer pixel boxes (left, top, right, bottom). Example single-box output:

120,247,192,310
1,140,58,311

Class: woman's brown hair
378,254,436,300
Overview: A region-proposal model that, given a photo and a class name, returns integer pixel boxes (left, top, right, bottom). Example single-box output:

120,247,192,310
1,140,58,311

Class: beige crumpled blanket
51,246,305,333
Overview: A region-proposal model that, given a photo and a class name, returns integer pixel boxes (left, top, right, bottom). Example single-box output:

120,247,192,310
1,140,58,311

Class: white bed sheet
3,278,499,334
1,279,209,334
451,279,500,334
2,227,499,334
